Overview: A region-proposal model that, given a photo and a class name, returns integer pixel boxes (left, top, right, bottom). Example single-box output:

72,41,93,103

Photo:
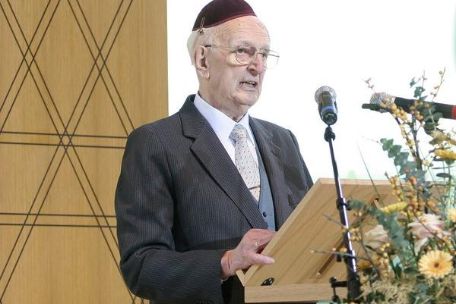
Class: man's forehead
218,17,270,46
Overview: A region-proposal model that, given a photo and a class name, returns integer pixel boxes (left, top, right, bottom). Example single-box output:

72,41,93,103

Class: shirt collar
194,93,256,145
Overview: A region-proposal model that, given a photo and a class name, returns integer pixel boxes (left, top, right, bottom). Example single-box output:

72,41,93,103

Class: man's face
204,16,270,120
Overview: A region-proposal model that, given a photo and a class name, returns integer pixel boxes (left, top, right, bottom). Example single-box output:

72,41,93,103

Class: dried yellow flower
357,259,372,271
418,250,453,279
435,149,456,160
381,202,407,214
448,208,456,222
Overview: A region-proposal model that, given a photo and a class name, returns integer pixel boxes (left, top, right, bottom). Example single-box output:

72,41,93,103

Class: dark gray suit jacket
115,95,313,303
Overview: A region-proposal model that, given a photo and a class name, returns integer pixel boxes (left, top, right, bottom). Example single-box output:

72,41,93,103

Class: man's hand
220,229,275,279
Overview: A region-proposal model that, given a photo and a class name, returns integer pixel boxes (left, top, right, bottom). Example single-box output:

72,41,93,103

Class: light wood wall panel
0,0,168,303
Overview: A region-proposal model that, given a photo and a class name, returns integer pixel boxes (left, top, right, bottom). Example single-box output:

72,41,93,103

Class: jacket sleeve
115,126,225,303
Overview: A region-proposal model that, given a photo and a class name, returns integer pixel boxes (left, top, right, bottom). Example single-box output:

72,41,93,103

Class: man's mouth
240,80,258,88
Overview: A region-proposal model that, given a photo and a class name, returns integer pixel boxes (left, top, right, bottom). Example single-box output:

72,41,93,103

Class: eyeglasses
204,45,280,69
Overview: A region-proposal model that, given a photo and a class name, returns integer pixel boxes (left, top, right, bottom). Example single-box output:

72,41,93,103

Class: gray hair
186,27,219,66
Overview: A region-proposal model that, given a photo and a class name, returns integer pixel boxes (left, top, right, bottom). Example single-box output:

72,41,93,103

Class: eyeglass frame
203,44,280,69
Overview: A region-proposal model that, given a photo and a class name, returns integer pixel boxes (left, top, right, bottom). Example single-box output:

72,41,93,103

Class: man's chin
238,100,258,111
237,93,260,107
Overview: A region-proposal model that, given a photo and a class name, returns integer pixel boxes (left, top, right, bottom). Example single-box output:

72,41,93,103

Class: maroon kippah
192,0,256,31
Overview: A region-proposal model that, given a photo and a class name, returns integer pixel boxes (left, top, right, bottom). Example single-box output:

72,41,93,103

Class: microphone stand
324,125,361,302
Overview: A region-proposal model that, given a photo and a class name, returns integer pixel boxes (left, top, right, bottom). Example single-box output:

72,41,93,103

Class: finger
256,242,267,253
256,235,274,247
246,228,274,241
251,253,275,265
253,234,275,252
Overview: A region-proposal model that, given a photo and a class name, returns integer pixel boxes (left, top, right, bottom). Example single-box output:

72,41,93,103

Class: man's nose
247,54,266,74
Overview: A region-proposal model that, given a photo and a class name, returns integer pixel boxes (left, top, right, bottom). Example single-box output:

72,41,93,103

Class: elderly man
115,0,313,303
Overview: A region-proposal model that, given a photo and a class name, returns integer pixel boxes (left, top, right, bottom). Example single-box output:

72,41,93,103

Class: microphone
315,86,338,125
362,93,456,120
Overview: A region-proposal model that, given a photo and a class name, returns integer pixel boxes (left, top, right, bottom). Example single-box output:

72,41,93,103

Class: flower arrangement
347,69,456,303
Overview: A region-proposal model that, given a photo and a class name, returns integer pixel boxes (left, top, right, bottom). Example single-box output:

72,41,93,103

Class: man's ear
195,46,210,79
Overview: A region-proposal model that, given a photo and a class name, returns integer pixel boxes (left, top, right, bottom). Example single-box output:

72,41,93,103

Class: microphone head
370,92,393,113
315,86,337,125
315,86,336,103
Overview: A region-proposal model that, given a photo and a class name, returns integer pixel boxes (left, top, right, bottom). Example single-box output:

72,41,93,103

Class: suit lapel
179,96,267,229
250,118,292,229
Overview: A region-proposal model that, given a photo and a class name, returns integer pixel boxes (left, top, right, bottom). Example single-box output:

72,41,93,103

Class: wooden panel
0,0,167,303
245,283,332,303
239,178,394,302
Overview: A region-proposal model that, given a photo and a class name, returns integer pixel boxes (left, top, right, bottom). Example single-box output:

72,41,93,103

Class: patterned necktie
229,124,261,201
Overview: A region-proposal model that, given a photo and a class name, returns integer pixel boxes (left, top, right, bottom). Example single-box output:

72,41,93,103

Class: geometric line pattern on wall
0,0,154,303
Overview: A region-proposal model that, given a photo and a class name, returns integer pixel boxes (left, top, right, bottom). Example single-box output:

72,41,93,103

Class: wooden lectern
237,178,395,303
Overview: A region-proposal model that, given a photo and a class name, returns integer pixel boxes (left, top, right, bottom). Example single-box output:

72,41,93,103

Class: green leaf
391,256,403,278
388,144,402,158
394,152,409,166
349,199,366,210
380,138,394,151
414,86,425,98
403,266,418,275
436,172,452,179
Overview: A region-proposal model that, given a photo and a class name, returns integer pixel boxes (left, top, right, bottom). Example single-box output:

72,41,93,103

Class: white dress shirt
193,93,259,165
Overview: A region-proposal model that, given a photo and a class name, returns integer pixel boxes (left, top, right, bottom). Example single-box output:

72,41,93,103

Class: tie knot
230,124,248,143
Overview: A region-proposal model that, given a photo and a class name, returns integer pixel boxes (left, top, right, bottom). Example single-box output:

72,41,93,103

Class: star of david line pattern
0,0,147,303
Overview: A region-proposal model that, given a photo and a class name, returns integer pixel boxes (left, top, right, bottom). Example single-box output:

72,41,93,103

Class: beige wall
0,0,167,303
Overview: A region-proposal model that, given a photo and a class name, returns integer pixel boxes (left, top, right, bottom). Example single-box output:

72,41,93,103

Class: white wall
167,0,456,180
